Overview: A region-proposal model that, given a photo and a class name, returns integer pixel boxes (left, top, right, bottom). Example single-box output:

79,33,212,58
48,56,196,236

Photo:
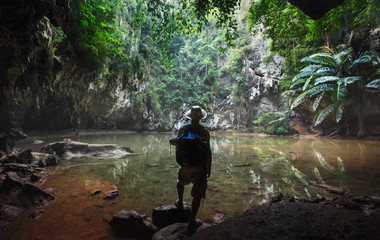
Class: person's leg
189,197,201,222
176,182,184,207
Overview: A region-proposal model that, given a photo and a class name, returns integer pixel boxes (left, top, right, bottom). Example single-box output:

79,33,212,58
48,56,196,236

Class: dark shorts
177,166,207,199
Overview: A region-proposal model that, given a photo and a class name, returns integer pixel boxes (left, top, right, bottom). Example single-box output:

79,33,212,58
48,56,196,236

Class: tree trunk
356,82,365,137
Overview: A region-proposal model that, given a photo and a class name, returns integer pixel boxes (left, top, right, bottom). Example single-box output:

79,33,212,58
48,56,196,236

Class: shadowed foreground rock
110,203,192,239
0,137,58,231
187,193,380,240
109,210,157,239
152,202,191,229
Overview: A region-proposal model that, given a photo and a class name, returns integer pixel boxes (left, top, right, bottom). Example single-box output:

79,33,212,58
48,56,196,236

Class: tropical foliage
286,46,380,136
252,112,296,135
248,0,380,87
51,0,380,134
72,0,128,67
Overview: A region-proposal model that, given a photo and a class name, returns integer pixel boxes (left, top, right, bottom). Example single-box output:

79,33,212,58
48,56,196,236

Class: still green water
8,132,380,239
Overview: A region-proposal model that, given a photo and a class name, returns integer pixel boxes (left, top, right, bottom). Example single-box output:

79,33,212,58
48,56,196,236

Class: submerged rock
40,139,135,159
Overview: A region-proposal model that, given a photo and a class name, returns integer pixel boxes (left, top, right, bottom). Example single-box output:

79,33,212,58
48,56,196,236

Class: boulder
40,139,134,159
0,135,15,154
152,222,211,240
7,128,27,140
109,210,157,238
152,223,188,240
32,152,60,166
18,148,34,164
152,202,191,229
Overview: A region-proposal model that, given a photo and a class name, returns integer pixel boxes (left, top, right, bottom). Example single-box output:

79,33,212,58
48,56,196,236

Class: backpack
169,124,206,167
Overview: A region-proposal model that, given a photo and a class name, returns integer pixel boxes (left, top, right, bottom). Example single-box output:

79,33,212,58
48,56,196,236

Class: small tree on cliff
286,46,380,136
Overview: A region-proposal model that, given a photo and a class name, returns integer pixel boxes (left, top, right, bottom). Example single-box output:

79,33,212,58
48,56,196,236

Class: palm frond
352,54,372,64
312,92,324,111
347,51,377,70
333,48,353,66
314,103,338,126
314,76,340,85
302,76,315,91
335,99,351,123
300,65,322,72
320,46,334,55
281,90,296,98
338,76,361,86
366,79,380,89
336,84,348,101
290,79,306,89
316,67,338,76
301,53,337,67
292,71,316,82
291,84,335,109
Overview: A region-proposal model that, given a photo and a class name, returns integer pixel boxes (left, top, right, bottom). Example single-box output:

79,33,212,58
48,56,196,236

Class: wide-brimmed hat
185,106,207,120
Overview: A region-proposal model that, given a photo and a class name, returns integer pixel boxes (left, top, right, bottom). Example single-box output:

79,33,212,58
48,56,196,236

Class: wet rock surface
40,138,134,159
0,137,58,231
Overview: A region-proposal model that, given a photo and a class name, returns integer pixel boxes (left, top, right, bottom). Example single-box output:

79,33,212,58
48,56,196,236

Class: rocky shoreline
0,134,135,233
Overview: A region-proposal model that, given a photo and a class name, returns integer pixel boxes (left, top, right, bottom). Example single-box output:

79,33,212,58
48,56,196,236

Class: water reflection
20,133,380,221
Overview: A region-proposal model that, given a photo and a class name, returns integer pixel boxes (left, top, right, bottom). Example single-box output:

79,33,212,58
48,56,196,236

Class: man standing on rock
174,106,212,234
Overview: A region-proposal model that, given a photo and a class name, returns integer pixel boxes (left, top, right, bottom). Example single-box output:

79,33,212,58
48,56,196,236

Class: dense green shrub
252,112,296,135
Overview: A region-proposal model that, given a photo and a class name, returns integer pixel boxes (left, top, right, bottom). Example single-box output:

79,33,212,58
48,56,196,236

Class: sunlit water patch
4,132,380,239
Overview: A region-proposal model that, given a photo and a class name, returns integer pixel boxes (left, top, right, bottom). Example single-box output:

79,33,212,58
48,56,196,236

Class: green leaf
292,71,316,82
302,76,314,91
301,53,337,67
316,67,337,76
290,79,306,89
352,54,372,64
314,76,340,85
312,92,324,111
291,84,335,109
300,65,323,72
338,76,361,86
333,48,353,66
335,99,351,123
314,103,339,126
366,79,380,89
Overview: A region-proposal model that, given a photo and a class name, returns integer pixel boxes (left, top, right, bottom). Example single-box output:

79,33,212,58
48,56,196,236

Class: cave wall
0,0,73,131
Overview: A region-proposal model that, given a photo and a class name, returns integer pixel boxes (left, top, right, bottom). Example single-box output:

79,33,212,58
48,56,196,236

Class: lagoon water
4,132,380,239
